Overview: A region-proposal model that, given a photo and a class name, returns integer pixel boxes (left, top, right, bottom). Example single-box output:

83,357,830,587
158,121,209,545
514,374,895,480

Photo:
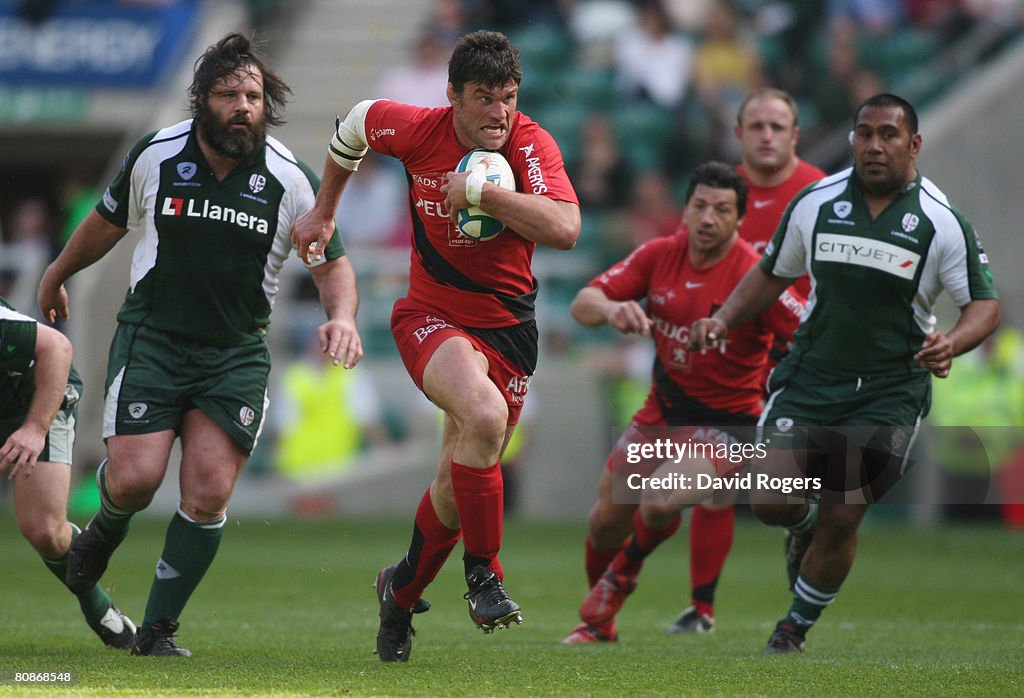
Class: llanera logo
161,197,269,234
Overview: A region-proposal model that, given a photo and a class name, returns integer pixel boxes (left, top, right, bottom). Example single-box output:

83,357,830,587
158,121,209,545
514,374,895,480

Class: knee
458,399,508,453
641,501,679,529
19,518,68,558
817,507,862,544
588,503,632,548
106,468,159,511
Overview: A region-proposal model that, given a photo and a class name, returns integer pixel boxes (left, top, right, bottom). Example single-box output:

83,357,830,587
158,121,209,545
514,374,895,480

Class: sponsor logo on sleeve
518,143,548,194
102,188,118,213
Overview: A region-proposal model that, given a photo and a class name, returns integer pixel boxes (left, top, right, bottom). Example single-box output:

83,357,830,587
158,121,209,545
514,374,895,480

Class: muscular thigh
391,299,536,425
759,365,930,502
104,324,270,454
179,409,249,517
13,460,71,527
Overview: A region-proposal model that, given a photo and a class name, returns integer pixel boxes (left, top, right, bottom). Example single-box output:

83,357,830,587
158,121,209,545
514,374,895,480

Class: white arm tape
465,170,486,207
329,99,376,171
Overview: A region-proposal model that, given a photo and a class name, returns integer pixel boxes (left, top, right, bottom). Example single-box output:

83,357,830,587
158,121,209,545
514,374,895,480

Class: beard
198,107,265,159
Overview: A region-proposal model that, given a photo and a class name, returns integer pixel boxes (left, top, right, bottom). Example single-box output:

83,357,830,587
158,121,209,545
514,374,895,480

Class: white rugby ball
455,149,515,241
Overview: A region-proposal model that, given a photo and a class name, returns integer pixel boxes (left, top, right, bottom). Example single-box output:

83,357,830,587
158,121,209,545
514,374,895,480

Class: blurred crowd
2,0,1021,492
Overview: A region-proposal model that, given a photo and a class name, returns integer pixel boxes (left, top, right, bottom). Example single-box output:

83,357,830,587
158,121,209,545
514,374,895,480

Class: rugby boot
66,518,122,595
763,620,806,654
374,565,429,662
132,618,192,657
561,621,618,644
580,569,636,626
464,565,522,632
666,605,715,634
88,604,137,649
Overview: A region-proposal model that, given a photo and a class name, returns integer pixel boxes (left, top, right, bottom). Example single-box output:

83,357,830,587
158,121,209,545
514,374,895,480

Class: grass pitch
1,510,1022,696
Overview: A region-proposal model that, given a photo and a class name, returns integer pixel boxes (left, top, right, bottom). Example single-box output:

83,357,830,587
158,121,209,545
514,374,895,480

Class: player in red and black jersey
562,162,803,644
672,89,826,636
292,31,580,661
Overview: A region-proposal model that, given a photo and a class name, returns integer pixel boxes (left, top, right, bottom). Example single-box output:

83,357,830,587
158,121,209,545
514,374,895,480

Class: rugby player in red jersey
677,89,825,635
291,31,580,662
562,162,803,644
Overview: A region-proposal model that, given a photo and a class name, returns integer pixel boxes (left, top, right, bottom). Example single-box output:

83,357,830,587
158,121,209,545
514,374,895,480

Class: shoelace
465,577,510,607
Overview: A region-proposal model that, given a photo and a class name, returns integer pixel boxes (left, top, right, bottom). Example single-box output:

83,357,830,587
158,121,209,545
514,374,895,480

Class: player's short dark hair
448,30,522,94
736,87,799,127
190,32,291,128
686,161,749,218
854,93,918,135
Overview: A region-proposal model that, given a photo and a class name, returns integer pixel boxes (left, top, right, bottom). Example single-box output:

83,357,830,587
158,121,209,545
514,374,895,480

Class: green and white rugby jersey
96,120,345,347
761,168,997,378
0,296,81,419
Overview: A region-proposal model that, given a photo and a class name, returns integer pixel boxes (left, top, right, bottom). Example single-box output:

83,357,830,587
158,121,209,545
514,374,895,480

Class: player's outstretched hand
607,300,651,336
914,330,953,378
291,209,336,265
689,317,728,352
318,317,363,369
0,425,45,480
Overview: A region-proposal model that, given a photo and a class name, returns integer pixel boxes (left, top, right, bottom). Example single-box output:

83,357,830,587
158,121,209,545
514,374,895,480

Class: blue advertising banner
0,1,200,88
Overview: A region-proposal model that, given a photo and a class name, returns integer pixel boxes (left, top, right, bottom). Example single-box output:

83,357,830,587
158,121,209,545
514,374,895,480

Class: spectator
568,112,635,212
693,0,764,161
623,170,683,252
334,152,412,250
812,26,886,131
273,331,391,482
826,0,903,35
614,0,695,109
2,198,53,319
377,29,451,108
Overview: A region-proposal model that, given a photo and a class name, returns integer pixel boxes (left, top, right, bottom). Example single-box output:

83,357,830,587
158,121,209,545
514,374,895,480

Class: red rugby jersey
362,100,579,328
737,159,824,299
591,232,804,415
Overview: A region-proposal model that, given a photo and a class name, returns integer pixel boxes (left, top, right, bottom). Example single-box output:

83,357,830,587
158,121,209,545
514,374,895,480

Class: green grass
1,512,1022,696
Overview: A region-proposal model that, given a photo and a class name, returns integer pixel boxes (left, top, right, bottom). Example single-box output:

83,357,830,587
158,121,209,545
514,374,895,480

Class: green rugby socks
142,509,225,628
